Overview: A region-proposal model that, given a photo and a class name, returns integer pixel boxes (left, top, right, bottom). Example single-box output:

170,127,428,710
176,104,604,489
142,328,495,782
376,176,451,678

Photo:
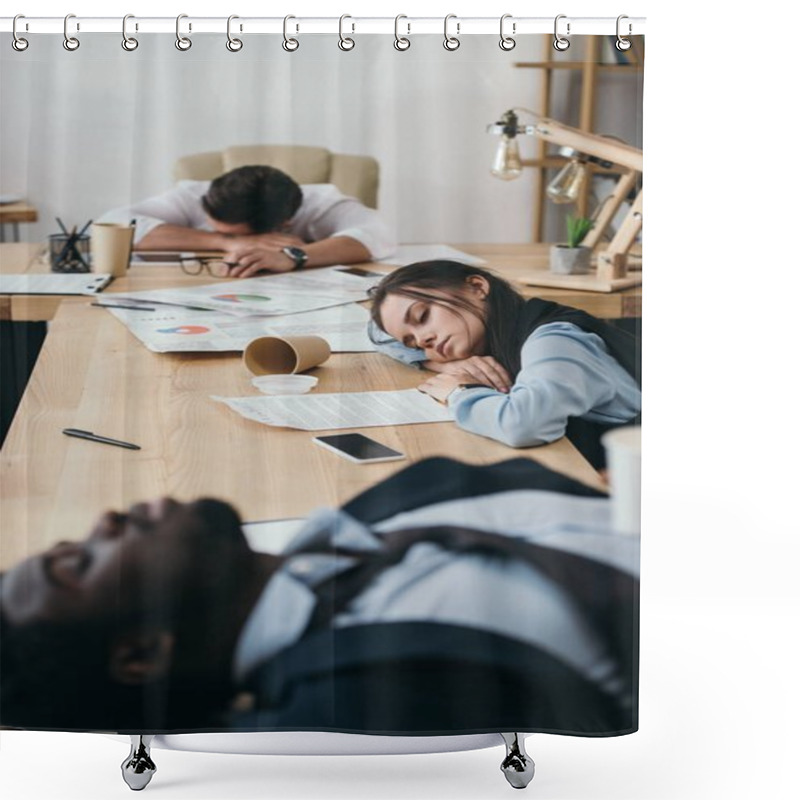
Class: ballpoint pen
90,302,156,311
62,428,141,450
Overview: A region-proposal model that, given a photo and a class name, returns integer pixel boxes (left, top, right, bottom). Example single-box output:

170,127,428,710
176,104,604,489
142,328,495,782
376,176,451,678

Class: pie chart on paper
213,294,272,303
156,325,211,335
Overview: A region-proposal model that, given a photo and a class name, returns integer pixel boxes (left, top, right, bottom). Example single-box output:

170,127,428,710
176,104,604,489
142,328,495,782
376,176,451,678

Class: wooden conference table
0,242,642,322
0,243,618,570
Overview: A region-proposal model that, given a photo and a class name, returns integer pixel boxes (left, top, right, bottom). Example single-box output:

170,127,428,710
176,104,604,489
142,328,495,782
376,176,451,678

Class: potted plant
550,214,594,275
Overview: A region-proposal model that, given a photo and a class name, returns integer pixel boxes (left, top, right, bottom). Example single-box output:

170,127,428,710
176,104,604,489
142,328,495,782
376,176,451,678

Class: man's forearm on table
303,236,371,268
135,224,228,252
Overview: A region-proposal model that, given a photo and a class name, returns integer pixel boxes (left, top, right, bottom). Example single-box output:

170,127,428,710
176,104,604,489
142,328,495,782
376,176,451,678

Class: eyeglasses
178,257,233,278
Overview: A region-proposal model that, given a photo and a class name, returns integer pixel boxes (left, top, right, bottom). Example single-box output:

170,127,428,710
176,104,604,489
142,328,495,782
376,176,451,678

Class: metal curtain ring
615,15,632,51
226,15,243,51
175,14,192,51
499,14,516,51
443,14,460,51
282,15,299,51
63,14,80,51
12,14,29,51
338,14,355,51
553,14,570,51
122,14,139,51
394,14,410,51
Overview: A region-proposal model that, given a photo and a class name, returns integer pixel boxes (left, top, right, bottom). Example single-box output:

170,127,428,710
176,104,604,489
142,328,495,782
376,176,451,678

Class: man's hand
424,356,511,393
213,233,371,277
222,234,305,277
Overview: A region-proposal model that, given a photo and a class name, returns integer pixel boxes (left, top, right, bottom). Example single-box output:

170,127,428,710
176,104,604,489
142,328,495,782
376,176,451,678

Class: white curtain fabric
1,33,640,245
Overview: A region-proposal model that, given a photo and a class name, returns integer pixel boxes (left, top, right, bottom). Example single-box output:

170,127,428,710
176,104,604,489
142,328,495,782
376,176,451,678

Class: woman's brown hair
369,260,527,375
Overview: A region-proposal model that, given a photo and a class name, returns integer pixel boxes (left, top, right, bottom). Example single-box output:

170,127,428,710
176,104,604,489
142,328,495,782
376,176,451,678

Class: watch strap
446,383,485,406
282,246,308,270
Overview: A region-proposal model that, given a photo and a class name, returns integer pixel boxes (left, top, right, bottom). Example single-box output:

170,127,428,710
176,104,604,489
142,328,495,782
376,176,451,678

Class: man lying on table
0,458,639,735
97,164,396,277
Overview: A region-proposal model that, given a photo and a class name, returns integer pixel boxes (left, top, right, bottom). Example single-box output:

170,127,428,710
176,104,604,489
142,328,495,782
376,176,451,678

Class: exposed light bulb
491,136,523,181
546,158,587,204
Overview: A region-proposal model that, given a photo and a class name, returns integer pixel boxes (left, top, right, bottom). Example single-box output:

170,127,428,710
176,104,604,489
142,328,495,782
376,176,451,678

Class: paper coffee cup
243,335,331,376
90,223,135,277
601,425,641,536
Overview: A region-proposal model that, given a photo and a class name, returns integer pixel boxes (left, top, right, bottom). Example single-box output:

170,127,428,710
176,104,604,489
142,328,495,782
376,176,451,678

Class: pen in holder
49,231,91,273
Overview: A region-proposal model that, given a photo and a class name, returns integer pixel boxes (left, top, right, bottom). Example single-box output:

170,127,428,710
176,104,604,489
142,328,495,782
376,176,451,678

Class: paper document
0,273,112,295
103,303,375,353
214,388,452,431
111,266,380,317
259,265,384,296
377,245,487,267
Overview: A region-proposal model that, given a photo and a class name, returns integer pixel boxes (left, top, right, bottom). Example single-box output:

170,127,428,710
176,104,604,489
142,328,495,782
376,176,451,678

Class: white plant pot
549,245,592,275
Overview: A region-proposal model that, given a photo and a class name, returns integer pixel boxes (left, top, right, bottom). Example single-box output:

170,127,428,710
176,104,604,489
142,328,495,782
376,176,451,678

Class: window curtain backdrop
0,30,643,746
1,33,641,245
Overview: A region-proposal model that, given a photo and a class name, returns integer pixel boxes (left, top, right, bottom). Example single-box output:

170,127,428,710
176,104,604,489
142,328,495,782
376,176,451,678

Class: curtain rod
1,16,646,36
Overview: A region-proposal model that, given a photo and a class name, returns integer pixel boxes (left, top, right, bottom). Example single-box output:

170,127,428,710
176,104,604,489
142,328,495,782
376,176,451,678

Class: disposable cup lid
251,374,318,395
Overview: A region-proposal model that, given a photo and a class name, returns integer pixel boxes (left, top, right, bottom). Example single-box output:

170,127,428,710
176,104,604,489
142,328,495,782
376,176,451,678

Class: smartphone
335,266,384,279
313,433,405,464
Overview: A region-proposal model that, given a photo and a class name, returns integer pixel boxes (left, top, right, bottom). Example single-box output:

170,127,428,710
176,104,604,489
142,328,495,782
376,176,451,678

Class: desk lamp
489,108,643,291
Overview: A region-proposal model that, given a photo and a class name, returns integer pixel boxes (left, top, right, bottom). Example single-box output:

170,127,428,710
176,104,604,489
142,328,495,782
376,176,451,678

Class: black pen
91,302,156,311
62,428,141,450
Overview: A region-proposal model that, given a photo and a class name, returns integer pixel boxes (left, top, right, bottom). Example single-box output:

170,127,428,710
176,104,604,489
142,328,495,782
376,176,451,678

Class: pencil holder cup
49,233,91,273
243,335,331,376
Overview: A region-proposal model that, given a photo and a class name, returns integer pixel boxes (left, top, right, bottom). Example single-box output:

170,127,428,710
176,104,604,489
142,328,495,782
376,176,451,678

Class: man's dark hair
200,165,303,234
368,260,527,376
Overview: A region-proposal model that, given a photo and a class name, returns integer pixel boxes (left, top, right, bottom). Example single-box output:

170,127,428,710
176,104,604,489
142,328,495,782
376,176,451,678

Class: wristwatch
281,246,308,270
445,383,484,406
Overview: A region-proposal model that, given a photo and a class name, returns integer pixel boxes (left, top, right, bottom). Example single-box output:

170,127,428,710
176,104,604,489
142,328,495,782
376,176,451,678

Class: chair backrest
172,145,379,209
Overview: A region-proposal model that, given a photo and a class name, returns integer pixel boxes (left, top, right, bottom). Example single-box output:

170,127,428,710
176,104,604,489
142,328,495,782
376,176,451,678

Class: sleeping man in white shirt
98,165,396,276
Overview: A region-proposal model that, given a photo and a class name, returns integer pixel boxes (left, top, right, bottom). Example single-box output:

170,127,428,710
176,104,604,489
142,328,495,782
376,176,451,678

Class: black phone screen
314,433,403,461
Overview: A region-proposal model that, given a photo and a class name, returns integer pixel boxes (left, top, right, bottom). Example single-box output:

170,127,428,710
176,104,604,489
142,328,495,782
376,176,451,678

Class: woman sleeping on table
368,260,642,469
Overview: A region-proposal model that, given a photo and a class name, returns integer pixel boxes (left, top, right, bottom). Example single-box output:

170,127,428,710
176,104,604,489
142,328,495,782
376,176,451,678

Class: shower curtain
0,22,643,744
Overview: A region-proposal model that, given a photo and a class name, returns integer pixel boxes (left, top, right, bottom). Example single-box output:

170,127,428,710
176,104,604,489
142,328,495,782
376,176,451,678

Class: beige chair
173,145,380,209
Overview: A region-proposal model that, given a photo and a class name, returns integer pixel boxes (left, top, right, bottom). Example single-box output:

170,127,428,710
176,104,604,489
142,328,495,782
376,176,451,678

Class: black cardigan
511,298,641,468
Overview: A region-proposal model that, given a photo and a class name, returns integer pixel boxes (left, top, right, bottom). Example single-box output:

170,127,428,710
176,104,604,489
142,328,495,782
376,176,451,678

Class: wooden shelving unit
516,36,643,242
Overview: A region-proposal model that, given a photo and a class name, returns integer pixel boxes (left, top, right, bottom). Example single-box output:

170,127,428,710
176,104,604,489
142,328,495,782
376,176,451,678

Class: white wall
0,33,641,245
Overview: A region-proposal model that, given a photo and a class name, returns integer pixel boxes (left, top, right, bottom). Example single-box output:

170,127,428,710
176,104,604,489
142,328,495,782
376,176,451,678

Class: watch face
284,246,308,266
